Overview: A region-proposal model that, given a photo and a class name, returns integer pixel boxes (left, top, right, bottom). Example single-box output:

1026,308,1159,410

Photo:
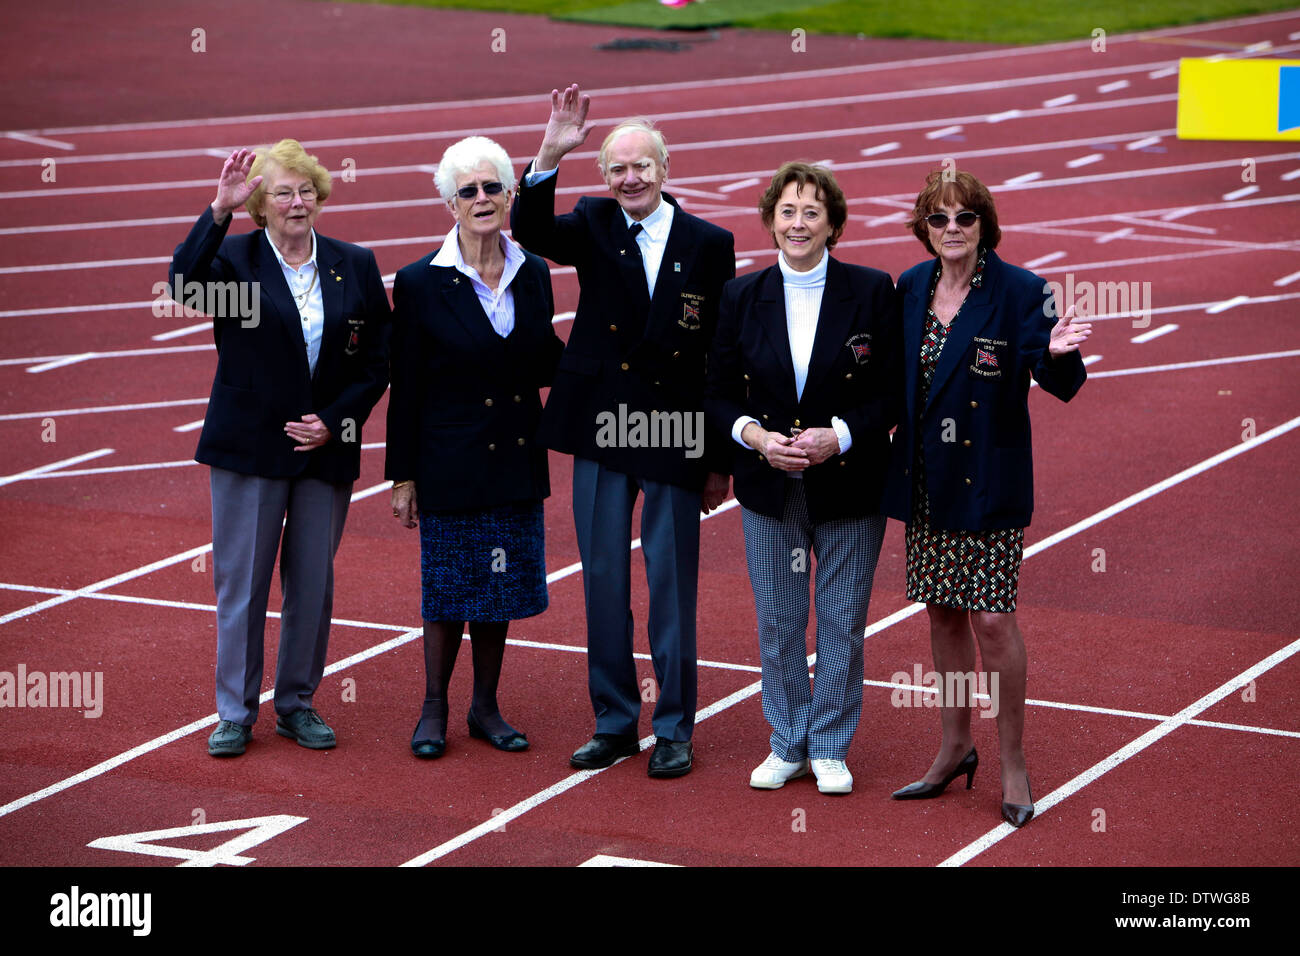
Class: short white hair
598,120,669,174
434,136,517,201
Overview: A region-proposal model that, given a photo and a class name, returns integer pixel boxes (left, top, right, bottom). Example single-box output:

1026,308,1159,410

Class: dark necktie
627,221,643,254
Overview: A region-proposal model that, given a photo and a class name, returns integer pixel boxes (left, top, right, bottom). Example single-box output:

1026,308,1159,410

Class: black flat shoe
892,747,978,800
467,710,529,752
411,722,445,759
647,738,693,778
1001,774,1034,828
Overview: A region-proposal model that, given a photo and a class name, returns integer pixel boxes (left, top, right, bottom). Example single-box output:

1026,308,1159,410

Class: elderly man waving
511,84,735,778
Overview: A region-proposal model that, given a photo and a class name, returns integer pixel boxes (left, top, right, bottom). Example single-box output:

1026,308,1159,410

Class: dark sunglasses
925,211,980,229
456,181,505,200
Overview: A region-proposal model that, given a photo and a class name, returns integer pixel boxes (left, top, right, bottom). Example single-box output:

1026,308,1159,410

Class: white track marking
1126,135,1162,150
1004,171,1042,185
1023,251,1067,269
0,344,210,368
1282,168,1300,181
1274,270,1300,287
1130,322,1179,343
1093,226,1135,243
1111,215,1216,234
152,322,210,341
5,131,74,150
1148,66,1179,79
986,109,1022,123
940,632,1300,867
719,177,761,193
1098,80,1130,93
0,449,113,488
1087,349,1300,379
401,417,1300,864
172,419,205,433
25,353,96,373
579,855,679,867
859,142,900,155
1223,185,1260,201
925,125,963,139
1043,94,1078,107
0,397,207,422
1206,295,1251,313
1065,153,1104,168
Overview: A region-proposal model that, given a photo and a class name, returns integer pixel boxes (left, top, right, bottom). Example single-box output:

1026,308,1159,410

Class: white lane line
152,322,210,341
1246,41,1273,52
1098,79,1130,93
859,142,900,156
580,855,678,867
1065,153,1104,168
925,125,963,139
402,418,1300,865
5,131,75,150
1148,66,1179,79
1022,251,1067,269
1274,270,1300,287
0,255,168,275
1087,349,1300,379
1223,185,1260,201
735,258,755,269
1291,30,1300,40
1126,135,1162,150
26,353,95,374
941,631,1300,867
1093,227,1134,243
0,299,156,318
1281,168,1300,181
1206,295,1251,314
0,481,391,631
172,419,205,433
865,211,909,227
1043,94,1078,107
0,397,207,422
1112,215,1216,234
1003,171,1042,185
1159,206,1197,221
1130,322,1179,344
0,449,114,488
719,177,761,193
986,109,1022,123
1082,354,1103,366
0,344,211,368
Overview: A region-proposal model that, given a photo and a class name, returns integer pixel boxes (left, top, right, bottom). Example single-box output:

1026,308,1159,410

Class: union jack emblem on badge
852,341,871,360
976,348,998,369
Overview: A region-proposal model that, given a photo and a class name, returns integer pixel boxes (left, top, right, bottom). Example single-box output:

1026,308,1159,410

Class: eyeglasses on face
456,181,505,200
269,186,318,204
925,211,980,229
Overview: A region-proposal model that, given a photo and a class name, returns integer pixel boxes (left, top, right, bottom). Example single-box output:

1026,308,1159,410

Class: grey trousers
209,467,352,725
741,478,885,761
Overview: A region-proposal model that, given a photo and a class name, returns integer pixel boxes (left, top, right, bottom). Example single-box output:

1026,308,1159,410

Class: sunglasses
456,181,505,200
925,211,980,229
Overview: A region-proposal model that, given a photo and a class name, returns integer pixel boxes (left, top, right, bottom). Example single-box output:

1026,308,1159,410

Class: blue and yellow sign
1176,57,1300,141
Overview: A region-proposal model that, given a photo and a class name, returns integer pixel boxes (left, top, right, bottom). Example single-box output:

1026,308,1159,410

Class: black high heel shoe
1001,774,1034,828
891,747,978,800
467,710,529,752
411,706,446,759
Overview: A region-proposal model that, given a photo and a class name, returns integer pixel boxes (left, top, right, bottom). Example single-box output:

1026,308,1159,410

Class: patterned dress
905,252,1024,612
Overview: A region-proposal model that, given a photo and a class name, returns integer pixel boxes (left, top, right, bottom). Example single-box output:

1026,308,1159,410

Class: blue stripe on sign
1280,66,1300,133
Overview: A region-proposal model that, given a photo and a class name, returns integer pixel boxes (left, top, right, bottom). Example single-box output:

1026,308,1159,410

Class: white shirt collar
622,197,673,240
431,224,525,288
778,248,828,286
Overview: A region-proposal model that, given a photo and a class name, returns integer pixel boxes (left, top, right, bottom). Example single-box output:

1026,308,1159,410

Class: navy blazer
383,247,564,513
510,163,736,490
169,206,391,483
881,248,1086,531
705,257,900,523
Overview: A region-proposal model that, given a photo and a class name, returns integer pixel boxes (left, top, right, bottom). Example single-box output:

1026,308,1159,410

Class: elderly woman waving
706,162,899,795
386,136,564,759
171,140,391,757
883,169,1090,826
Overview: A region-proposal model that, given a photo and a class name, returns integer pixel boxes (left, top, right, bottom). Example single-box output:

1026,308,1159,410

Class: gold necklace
293,264,318,309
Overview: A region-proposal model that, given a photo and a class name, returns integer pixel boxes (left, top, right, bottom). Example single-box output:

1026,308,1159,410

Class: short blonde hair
246,139,332,228
597,119,668,174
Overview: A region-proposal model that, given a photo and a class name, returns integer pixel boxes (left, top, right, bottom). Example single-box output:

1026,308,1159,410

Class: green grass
354,0,1300,43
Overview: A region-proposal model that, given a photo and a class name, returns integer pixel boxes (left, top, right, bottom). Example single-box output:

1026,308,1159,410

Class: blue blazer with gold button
705,256,900,524
881,248,1086,532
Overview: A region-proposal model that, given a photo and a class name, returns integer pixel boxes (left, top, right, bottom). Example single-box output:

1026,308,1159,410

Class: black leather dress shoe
275,708,336,749
467,710,529,752
570,733,639,769
647,738,692,778
207,720,252,757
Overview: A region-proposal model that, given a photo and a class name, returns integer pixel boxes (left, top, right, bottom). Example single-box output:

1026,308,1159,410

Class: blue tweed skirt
418,500,548,622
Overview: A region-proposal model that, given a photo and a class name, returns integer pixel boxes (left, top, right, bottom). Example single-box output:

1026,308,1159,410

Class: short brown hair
759,162,847,250
246,139,332,228
907,169,1000,256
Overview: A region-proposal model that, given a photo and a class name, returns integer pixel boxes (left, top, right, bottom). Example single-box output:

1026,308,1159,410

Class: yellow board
1176,57,1300,141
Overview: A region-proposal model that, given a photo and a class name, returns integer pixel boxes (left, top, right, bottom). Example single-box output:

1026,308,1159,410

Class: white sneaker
749,752,810,789
811,758,853,794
